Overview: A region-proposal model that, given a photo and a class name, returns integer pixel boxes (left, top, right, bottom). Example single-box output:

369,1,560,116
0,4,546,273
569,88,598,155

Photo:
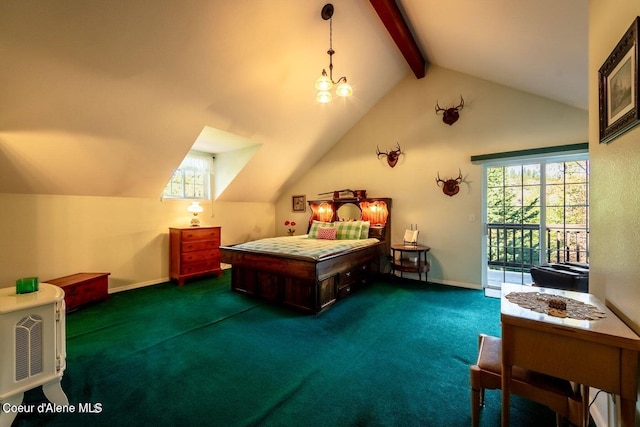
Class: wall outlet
468,214,476,222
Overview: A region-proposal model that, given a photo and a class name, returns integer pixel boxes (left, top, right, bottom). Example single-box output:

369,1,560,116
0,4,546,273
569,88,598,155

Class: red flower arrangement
284,220,296,234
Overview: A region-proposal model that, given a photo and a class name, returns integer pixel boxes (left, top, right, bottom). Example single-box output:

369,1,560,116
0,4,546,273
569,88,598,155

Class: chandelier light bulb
335,81,353,97
315,72,333,91
316,90,332,104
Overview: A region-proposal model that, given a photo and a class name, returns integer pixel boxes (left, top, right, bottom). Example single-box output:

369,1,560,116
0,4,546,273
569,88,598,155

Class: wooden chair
470,334,587,427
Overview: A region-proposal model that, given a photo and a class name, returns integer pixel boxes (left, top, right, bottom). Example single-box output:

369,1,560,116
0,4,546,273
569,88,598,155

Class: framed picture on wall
292,195,306,212
599,16,640,144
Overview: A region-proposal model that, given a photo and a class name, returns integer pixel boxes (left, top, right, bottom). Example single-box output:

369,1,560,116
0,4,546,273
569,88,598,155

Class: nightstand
390,244,430,282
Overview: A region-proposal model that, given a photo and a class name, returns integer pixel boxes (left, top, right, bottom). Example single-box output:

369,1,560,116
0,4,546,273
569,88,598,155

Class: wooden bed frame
220,198,391,314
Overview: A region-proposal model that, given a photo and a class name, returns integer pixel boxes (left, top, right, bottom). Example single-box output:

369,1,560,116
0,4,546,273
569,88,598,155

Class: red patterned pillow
317,226,337,240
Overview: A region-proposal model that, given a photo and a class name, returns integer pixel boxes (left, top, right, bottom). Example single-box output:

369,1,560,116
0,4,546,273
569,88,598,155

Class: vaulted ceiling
0,0,587,201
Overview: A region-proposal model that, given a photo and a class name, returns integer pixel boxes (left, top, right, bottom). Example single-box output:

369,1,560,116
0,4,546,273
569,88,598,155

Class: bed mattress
230,235,379,260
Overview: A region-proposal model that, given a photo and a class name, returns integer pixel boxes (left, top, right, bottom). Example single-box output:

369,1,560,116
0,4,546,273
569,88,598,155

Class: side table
0,283,68,427
390,244,430,282
500,283,640,426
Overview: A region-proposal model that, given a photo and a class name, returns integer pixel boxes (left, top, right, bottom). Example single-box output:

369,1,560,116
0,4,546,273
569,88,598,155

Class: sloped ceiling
0,0,587,201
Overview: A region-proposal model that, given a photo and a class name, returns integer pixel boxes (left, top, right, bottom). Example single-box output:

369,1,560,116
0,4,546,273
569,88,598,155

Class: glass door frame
481,152,589,289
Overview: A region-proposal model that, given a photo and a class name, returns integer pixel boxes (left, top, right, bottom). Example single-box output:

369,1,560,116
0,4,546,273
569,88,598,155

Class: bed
220,198,391,314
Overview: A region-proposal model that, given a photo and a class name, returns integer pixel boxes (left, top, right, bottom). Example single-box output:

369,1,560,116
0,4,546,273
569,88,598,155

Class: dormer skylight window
162,151,212,199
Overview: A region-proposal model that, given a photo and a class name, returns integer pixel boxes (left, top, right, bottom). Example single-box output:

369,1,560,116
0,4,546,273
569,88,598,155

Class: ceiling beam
370,0,426,79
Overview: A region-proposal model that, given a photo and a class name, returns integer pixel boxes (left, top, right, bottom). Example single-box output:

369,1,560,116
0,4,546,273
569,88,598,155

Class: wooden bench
44,273,110,312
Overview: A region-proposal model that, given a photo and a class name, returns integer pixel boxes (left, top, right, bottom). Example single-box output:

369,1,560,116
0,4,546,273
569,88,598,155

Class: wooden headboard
307,198,392,243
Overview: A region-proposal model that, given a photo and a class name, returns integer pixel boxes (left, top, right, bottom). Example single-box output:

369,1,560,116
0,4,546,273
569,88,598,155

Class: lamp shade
335,82,353,97
315,73,333,91
360,201,388,225
318,202,334,222
316,90,332,104
187,201,203,226
187,201,203,214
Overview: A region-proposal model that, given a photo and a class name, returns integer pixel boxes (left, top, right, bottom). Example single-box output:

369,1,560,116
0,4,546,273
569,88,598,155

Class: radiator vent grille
15,315,43,381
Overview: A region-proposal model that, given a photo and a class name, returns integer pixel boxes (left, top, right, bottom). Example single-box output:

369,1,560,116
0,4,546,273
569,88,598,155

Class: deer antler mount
376,143,403,168
435,96,464,126
436,169,463,196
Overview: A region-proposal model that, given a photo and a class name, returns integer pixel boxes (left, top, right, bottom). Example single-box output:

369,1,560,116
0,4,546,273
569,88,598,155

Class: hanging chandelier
315,3,353,103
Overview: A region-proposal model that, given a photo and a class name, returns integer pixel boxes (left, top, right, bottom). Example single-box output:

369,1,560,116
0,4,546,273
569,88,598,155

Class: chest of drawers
169,226,221,285
45,272,110,312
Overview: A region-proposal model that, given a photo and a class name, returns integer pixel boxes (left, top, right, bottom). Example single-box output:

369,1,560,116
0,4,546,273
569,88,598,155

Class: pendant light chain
328,17,334,81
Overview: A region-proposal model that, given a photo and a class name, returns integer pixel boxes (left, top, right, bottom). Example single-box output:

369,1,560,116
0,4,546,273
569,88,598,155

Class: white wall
0,194,274,290
589,0,640,332
276,65,588,288
589,1,640,425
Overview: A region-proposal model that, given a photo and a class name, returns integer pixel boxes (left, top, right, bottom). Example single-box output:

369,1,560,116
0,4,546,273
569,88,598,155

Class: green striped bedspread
230,235,380,260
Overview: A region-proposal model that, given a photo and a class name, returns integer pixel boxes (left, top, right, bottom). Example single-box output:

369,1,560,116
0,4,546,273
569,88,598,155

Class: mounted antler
436,169,463,196
376,142,403,168
435,95,464,125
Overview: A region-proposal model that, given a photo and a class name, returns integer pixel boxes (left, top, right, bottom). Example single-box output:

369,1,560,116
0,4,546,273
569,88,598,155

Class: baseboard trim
108,268,232,294
109,278,169,294
429,278,482,290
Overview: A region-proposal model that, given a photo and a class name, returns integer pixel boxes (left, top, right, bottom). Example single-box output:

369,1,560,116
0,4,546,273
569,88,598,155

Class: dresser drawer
338,264,369,287
180,260,220,275
181,249,220,263
181,240,219,252
180,228,220,242
337,283,353,299
356,263,370,277
339,269,357,287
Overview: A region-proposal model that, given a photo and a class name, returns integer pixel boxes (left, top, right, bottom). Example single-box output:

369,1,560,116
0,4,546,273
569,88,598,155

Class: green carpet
14,272,562,426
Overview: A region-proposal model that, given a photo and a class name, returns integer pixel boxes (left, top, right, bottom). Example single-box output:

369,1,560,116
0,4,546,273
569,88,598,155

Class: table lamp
187,201,203,227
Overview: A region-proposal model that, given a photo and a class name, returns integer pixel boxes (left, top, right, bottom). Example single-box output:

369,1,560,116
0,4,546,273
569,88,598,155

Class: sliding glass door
483,155,589,289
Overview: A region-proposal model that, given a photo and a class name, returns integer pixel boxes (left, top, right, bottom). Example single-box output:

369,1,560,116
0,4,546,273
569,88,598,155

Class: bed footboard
222,245,383,314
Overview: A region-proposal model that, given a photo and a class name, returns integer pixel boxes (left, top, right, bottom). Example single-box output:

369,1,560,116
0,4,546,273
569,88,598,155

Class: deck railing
487,223,589,271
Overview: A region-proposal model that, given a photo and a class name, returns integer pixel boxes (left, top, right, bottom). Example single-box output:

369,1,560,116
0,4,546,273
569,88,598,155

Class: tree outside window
486,159,589,271
163,152,211,199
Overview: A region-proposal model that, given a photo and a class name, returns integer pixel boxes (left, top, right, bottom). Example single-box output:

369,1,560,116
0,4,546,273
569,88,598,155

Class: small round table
390,244,431,282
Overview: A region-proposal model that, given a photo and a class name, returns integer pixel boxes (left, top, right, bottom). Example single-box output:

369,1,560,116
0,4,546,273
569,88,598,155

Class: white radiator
0,283,68,427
